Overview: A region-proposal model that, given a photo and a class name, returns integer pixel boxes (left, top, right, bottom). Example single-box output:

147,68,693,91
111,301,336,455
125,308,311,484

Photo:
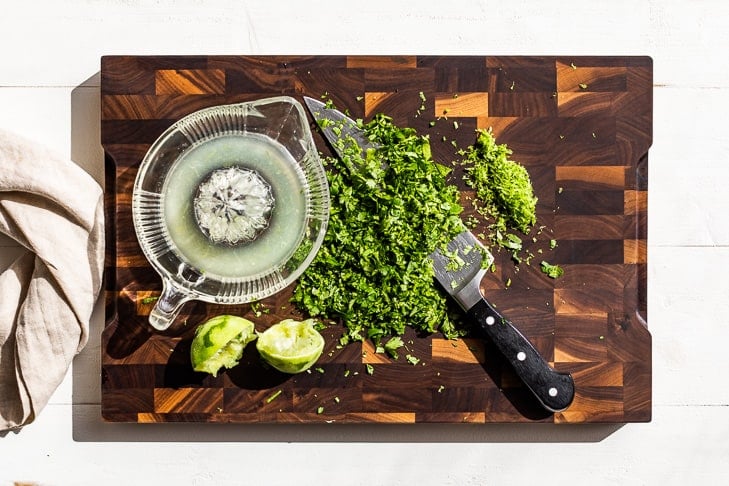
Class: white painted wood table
0,1,727,484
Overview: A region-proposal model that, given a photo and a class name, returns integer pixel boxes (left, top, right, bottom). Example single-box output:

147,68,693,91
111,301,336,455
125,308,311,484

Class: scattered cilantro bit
406,354,420,366
140,296,159,305
250,301,269,317
366,364,374,375
317,406,324,414
550,239,558,249
292,113,466,342
383,336,404,359
418,91,427,111
266,389,283,403
540,261,564,279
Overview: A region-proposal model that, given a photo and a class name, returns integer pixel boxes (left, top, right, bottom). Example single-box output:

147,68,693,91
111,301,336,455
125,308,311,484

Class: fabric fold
0,128,104,431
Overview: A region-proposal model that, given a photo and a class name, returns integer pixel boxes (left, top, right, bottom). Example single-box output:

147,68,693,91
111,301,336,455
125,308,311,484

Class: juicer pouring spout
148,263,204,331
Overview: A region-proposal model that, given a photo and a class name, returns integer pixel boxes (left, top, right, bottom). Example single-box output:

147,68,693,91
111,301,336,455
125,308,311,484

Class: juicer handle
148,278,191,331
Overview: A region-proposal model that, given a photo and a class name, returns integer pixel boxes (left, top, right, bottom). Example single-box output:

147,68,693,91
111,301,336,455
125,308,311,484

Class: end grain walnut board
101,55,652,424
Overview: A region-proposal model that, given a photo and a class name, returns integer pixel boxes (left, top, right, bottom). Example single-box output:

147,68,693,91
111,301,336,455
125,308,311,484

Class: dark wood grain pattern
101,55,652,424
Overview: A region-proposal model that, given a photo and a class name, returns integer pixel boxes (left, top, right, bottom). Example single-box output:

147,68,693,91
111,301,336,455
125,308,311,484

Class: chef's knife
429,231,574,412
303,96,575,413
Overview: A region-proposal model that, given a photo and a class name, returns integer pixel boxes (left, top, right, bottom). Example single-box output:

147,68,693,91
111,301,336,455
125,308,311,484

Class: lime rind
256,318,325,374
190,315,257,377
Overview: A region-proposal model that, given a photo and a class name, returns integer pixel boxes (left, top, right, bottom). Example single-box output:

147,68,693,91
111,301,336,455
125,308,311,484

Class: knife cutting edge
303,96,575,413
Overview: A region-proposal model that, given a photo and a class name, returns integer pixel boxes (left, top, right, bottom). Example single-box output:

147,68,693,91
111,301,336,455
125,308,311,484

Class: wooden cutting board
101,55,652,424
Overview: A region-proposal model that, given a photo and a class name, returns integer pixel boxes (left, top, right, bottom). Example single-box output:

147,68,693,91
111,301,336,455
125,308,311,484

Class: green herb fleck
140,296,159,305
266,389,283,403
406,354,420,366
317,406,324,414
383,336,405,359
366,364,374,375
540,261,564,279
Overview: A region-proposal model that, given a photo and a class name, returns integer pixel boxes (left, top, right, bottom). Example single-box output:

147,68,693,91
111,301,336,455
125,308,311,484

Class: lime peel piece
256,318,325,374
190,315,257,377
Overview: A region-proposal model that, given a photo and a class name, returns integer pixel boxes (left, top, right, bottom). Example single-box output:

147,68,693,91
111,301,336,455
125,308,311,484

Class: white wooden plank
1,1,728,88
0,0,250,87
650,247,729,405
0,86,103,186
0,404,726,485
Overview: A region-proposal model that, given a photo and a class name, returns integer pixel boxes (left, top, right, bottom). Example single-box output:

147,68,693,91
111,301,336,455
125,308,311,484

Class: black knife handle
467,298,575,412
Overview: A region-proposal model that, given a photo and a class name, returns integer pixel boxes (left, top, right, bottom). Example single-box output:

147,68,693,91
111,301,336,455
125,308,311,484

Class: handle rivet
548,387,558,397
485,316,495,326
517,351,526,361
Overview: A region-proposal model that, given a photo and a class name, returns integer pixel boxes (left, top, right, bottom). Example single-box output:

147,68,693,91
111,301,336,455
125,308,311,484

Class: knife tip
303,96,324,111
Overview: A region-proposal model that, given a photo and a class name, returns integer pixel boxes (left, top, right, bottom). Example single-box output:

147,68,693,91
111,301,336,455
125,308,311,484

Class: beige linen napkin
0,129,104,431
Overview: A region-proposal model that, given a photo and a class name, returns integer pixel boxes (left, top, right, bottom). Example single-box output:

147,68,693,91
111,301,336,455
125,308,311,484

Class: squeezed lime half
256,319,325,374
190,315,257,377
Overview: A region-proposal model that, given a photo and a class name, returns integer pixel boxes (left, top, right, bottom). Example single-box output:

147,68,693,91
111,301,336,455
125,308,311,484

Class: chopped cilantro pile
462,128,538,237
292,114,465,342
293,102,560,345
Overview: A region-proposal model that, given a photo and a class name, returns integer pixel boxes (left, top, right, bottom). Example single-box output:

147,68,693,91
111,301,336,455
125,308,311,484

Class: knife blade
303,96,378,159
430,231,575,412
304,96,574,413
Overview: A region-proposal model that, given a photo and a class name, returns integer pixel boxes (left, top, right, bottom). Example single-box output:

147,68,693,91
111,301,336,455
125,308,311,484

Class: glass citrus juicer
132,96,330,331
